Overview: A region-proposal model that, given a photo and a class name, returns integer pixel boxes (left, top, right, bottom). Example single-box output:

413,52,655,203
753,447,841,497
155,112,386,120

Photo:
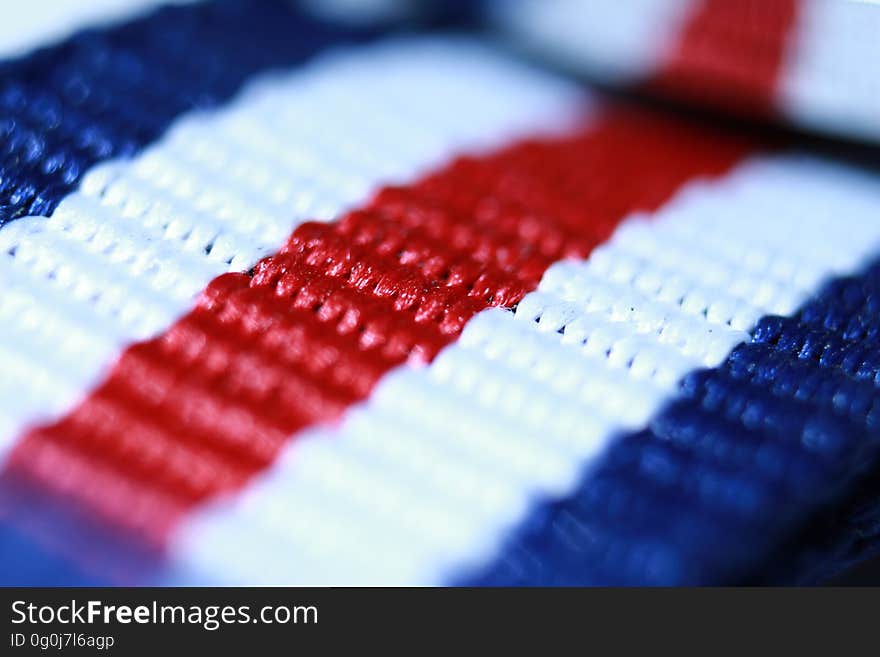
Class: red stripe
3,107,753,545
651,0,800,118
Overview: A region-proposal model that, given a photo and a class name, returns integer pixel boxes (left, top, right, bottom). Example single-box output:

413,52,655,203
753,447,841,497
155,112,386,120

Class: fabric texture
1,0,880,586
0,0,374,227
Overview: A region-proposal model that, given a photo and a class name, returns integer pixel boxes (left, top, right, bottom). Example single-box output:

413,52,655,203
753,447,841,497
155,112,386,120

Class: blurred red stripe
652,0,799,117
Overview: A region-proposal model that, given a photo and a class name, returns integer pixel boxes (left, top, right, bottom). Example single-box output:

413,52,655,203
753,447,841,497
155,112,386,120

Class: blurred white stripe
489,0,695,82
781,0,880,142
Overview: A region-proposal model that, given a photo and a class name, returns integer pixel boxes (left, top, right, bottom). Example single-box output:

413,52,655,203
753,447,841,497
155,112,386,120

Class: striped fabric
492,0,880,142
1,0,880,586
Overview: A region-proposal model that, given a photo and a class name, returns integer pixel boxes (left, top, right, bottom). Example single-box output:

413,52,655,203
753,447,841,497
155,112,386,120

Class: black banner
1,587,877,653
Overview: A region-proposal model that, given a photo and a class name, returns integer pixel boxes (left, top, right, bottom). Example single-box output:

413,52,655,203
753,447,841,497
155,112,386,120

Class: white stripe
780,0,880,142
171,154,880,585
0,37,584,449
0,1,201,59
489,0,695,82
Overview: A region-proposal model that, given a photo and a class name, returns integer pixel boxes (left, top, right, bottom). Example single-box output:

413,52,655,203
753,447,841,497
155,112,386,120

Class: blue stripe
461,258,880,585
0,0,377,228
759,466,880,584
0,473,164,586
0,524,104,586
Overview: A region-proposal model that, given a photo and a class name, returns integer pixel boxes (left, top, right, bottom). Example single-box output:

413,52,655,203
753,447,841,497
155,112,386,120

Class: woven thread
462,162,880,585
0,38,582,447
3,3,880,584
0,0,375,228
2,105,747,580
163,154,880,585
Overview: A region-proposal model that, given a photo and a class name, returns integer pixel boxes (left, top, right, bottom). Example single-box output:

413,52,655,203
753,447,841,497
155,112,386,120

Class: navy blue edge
756,463,880,585
460,257,880,585
8,244,880,586
0,0,382,228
